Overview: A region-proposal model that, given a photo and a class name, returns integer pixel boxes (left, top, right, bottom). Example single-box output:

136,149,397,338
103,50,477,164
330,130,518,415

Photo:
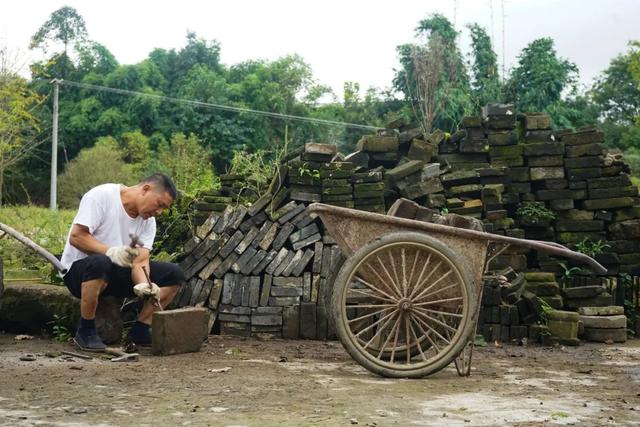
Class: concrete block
152,307,209,356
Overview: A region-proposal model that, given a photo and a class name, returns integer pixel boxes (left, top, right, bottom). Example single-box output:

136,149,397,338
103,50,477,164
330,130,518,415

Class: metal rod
50,79,60,210
0,222,66,273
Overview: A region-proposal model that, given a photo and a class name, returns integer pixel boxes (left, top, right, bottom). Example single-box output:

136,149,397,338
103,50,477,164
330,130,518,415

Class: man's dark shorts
63,254,185,298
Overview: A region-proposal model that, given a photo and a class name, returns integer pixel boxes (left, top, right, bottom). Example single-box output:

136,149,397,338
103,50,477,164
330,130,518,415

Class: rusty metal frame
308,203,606,275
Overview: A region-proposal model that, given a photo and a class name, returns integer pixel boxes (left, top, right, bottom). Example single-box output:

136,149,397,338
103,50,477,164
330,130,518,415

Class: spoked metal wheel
331,232,477,378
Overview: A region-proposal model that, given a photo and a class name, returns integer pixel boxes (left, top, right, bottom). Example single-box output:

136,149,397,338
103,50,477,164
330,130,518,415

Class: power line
59,80,383,131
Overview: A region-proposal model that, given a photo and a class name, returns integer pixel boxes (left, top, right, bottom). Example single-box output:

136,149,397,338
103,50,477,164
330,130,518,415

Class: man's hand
133,282,161,299
106,246,139,268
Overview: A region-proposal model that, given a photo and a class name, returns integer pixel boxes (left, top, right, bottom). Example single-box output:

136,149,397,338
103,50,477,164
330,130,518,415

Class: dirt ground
0,333,639,427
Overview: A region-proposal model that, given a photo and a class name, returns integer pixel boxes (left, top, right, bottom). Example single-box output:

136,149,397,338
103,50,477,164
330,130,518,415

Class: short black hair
140,173,178,200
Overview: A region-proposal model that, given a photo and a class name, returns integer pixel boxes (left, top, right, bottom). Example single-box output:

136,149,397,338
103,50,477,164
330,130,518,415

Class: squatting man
60,173,185,351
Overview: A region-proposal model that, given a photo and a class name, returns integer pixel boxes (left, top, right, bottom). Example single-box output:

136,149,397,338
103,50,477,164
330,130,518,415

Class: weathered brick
152,307,209,356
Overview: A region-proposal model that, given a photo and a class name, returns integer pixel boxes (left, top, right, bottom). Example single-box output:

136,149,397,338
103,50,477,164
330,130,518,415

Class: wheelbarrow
307,203,606,379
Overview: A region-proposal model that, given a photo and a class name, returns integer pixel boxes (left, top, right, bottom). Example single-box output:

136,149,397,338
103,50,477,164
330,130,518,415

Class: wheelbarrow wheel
331,232,477,378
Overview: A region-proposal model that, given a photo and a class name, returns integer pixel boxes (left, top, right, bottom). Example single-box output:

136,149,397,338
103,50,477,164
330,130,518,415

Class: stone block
555,220,604,232
487,130,517,146
535,189,572,201
523,142,564,156
508,167,530,182
400,178,443,199
490,156,524,167
550,199,575,211
490,144,523,157
564,293,613,310
524,114,552,130
562,286,604,299
486,114,517,129
565,143,603,158
578,306,624,316
527,156,564,167
566,168,602,181
300,301,317,339
152,308,209,356
525,282,560,297
564,156,602,169
609,219,640,240
583,327,626,343
356,135,399,152
463,116,483,127
561,129,605,145
579,314,626,329
589,187,637,200
408,140,437,162
530,167,564,181
581,197,635,211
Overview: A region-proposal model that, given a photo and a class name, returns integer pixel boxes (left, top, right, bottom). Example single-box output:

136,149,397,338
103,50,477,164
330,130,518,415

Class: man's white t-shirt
60,183,156,273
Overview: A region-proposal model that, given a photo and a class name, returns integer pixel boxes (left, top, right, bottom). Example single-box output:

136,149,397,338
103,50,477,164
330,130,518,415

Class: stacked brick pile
578,306,627,343
181,105,638,341
172,175,343,338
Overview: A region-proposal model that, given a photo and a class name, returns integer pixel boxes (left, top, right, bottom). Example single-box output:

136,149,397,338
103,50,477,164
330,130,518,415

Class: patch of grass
0,205,74,282
551,411,569,419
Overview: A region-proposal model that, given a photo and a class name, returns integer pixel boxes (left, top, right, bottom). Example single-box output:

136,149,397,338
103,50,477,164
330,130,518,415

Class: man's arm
69,224,109,255
131,248,151,285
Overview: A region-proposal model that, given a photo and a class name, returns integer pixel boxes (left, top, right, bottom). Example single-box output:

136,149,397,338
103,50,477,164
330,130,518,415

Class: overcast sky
2,0,639,99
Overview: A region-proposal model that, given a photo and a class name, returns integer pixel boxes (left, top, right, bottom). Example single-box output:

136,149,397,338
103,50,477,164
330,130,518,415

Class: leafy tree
156,133,217,197
29,6,88,79
29,6,88,54
0,48,44,206
229,149,277,198
505,37,578,113
57,137,137,208
393,14,471,133
592,45,640,125
467,23,502,111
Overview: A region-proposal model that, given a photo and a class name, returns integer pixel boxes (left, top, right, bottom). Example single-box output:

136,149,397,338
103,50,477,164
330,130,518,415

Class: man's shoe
127,321,152,346
73,330,106,352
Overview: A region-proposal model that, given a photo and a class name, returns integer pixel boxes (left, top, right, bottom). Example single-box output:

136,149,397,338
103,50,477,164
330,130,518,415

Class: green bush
0,205,75,281
57,141,138,209
516,202,557,224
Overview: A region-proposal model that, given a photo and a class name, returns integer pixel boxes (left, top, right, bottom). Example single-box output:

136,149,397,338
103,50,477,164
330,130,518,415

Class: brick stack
578,306,627,343
477,269,540,344
172,186,341,338
352,170,386,213
523,272,563,309
181,105,640,342
561,276,613,310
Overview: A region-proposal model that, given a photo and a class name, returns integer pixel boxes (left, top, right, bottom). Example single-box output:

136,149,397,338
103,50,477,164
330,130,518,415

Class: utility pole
50,79,60,210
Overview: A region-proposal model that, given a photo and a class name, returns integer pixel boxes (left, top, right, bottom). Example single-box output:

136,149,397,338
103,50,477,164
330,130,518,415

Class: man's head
136,173,177,219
